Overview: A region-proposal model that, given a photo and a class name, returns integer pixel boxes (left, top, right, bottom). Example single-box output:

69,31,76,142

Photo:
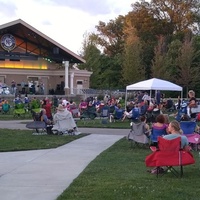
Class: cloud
0,1,17,18
0,0,134,53
46,0,112,15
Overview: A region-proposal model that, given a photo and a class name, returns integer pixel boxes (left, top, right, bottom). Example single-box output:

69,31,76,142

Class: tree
122,41,145,84
122,15,145,84
151,36,171,79
95,15,125,56
150,0,200,34
164,39,182,82
129,0,200,78
176,38,200,96
92,15,126,88
79,32,103,88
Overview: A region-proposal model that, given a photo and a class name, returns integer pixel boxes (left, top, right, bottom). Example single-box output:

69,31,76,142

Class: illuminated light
0,59,50,69
0,63,47,69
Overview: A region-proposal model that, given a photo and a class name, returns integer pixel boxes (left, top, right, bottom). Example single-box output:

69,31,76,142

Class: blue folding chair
180,121,196,135
150,127,167,146
113,109,124,121
130,107,140,121
180,121,200,150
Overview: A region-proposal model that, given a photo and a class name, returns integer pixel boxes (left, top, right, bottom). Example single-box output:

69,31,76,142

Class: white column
64,61,69,89
70,72,74,94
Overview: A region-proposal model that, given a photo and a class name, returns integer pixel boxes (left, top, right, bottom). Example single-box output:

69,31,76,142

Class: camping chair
150,126,167,146
145,136,195,178
99,106,109,124
190,105,200,119
2,103,10,114
175,106,188,121
130,107,140,122
165,99,175,112
112,109,124,122
71,108,79,118
180,121,200,150
127,122,149,147
13,103,26,118
80,106,97,124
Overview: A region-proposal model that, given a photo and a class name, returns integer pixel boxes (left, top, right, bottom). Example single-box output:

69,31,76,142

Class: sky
0,0,136,55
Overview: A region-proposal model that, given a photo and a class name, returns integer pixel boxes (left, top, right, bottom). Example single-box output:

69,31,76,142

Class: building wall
0,59,92,95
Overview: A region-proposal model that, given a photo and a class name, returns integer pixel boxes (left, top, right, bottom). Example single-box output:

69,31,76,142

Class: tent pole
125,89,127,110
181,90,183,102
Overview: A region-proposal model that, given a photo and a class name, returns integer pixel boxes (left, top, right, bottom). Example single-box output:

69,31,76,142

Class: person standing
156,90,161,108
21,80,26,94
11,80,16,94
40,81,45,94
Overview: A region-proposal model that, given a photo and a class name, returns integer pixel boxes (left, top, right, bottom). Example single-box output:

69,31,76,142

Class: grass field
1,112,200,200
57,138,200,200
0,129,87,152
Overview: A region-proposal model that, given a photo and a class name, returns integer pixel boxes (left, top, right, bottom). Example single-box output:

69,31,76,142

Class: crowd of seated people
123,89,200,125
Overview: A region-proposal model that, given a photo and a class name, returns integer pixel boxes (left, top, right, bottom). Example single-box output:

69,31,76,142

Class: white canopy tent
125,78,183,105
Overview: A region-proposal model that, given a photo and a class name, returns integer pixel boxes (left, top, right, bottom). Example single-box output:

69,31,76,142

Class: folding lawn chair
145,136,195,178
99,107,109,124
180,121,200,150
127,122,149,148
150,126,167,146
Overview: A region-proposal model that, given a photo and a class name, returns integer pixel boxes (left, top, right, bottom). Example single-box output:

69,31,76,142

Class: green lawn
57,138,200,200
1,114,200,200
0,129,87,152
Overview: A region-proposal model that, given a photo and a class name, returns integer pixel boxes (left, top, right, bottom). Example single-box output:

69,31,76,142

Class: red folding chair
145,136,195,177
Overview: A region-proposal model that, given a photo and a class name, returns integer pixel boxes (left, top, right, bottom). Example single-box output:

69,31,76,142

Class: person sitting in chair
2,100,10,114
52,104,77,134
188,90,198,119
40,108,52,125
122,104,140,121
140,115,150,137
110,104,124,122
163,120,189,151
163,97,174,111
151,114,169,146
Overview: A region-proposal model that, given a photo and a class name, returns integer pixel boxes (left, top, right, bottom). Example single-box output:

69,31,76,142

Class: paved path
0,120,129,136
0,120,128,200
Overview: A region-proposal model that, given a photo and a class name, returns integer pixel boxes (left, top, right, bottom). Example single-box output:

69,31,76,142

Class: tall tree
93,15,126,88
129,0,200,78
79,32,103,88
122,16,145,84
95,15,125,56
150,0,200,34
122,40,145,84
176,37,200,96
164,39,182,82
151,36,170,79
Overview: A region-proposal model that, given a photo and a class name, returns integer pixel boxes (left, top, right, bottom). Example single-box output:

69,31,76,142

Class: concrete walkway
0,120,127,200
0,120,128,136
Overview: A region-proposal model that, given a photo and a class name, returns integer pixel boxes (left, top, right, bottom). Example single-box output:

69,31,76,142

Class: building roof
0,19,85,64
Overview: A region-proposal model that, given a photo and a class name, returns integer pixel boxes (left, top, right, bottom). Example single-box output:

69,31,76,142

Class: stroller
52,107,79,135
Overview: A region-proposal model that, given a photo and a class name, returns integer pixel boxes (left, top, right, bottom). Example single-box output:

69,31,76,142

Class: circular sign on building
1,34,16,52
